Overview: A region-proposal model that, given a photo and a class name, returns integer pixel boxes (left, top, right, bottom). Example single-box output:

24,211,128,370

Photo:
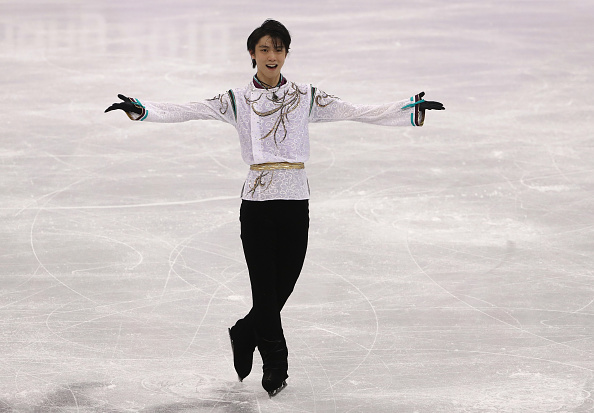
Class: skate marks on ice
1,377,261,413
0,382,114,413
3,0,594,411
388,373,594,412
140,372,259,412
465,374,594,412
3,375,590,413
293,205,594,412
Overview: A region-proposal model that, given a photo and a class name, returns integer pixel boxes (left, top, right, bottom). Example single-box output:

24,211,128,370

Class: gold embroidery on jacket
246,171,274,198
207,94,229,115
245,83,308,146
315,90,338,108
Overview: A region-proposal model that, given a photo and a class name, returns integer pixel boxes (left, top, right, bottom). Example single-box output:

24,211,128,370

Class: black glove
104,94,144,115
417,92,445,111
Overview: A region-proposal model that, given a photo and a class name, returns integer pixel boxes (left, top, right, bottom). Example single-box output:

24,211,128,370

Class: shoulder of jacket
290,81,310,91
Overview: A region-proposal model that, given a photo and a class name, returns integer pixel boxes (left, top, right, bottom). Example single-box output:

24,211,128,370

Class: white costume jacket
129,79,425,201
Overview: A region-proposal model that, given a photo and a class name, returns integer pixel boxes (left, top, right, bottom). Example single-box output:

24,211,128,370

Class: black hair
247,19,291,68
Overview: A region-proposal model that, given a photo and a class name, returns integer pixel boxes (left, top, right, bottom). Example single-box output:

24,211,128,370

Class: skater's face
250,35,287,85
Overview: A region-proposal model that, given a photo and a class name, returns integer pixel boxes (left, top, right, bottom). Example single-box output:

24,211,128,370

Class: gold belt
250,162,305,171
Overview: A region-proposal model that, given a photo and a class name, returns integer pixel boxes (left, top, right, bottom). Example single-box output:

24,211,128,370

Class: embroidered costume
127,77,425,200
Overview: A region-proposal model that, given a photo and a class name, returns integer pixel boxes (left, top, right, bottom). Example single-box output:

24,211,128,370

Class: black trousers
239,199,309,342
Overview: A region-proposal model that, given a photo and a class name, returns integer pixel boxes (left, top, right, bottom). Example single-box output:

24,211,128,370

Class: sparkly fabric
132,79,421,200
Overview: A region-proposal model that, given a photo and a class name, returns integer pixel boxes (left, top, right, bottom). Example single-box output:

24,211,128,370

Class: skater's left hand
418,92,445,111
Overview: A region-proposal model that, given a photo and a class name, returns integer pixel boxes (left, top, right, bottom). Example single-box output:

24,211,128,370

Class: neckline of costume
253,74,287,90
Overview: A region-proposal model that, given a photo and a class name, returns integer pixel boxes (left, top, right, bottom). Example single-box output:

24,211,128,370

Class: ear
249,49,255,59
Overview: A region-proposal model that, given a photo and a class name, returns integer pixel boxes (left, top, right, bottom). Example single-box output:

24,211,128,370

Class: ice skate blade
228,328,244,382
267,380,287,398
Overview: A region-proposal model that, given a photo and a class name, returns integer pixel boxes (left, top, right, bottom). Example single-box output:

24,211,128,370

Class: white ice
1,0,594,412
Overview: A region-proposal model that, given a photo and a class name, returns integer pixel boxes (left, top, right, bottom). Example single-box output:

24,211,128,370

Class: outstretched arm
104,92,237,125
309,88,444,127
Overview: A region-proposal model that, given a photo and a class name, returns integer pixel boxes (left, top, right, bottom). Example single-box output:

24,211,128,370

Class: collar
253,74,287,89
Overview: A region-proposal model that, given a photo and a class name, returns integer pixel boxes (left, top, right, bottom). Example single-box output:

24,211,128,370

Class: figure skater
105,19,444,397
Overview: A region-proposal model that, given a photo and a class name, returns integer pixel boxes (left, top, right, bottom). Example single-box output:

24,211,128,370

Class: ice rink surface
1,0,594,411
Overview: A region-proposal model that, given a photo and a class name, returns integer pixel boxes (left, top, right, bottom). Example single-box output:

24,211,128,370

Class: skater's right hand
104,94,144,115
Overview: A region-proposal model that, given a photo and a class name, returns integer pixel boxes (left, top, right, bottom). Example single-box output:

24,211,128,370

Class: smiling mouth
266,64,278,69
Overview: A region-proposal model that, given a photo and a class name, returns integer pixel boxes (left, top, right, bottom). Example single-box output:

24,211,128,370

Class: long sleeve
126,92,237,126
309,88,425,127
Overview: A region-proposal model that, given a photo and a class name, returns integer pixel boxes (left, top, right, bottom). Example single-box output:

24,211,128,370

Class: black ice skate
258,337,289,397
228,319,256,381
